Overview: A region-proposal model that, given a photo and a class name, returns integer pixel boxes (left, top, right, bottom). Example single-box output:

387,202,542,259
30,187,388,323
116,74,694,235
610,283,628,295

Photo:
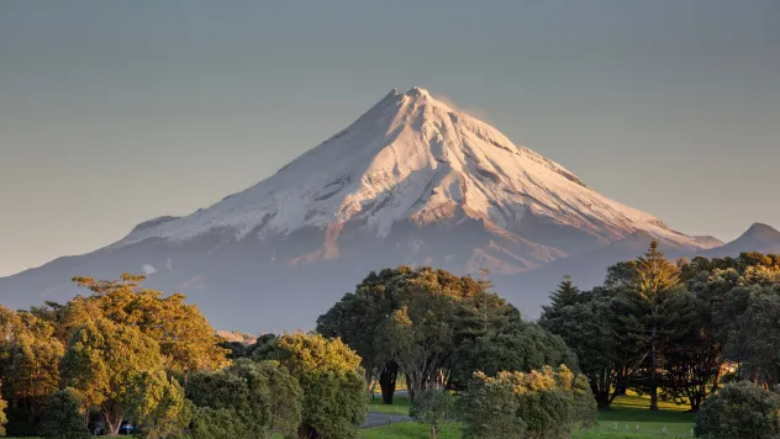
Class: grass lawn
361,422,462,439
580,395,695,438
369,393,412,415
363,393,696,439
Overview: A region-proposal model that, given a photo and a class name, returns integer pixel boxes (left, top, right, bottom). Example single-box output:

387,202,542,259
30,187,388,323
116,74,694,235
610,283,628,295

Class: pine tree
615,240,695,411
541,275,581,321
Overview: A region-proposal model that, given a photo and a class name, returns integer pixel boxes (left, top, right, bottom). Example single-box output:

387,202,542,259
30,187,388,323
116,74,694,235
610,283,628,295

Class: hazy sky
1,1,778,277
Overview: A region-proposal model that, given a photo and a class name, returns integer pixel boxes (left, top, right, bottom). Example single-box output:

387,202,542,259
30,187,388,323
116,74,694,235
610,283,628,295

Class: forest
2,241,780,439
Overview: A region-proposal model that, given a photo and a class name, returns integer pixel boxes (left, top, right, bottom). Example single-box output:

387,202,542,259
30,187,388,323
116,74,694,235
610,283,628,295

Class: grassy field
362,423,463,439
363,393,696,439
369,393,412,415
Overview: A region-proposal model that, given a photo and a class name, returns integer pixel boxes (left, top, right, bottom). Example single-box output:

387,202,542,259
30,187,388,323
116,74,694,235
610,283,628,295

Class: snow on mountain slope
0,86,730,331
114,87,700,251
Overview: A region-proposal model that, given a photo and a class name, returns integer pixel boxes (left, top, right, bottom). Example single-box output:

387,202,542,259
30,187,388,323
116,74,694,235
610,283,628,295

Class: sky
0,0,778,277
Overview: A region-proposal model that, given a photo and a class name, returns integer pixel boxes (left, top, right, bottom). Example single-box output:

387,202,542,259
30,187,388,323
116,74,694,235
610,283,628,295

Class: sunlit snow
113,87,702,250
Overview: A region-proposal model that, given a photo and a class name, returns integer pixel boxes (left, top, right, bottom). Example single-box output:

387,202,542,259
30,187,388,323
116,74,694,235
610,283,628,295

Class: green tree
460,366,596,439
126,370,191,439
186,370,247,436
450,320,578,390
190,407,244,439
38,389,89,439
614,240,694,411
540,287,642,410
61,318,165,435
541,275,581,319
317,267,424,405
725,287,780,385
259,332,366,439
694,381,780,439
317,266,519,404
230,359,302,439
300,368,366,439
671,253,780,402
409,389,456,439
373,275,463,399
459,371,523,439
186,359,302,439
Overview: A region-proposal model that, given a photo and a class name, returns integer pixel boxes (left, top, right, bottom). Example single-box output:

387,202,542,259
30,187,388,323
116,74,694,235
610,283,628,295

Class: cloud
433,93,493,123
142,264,157,275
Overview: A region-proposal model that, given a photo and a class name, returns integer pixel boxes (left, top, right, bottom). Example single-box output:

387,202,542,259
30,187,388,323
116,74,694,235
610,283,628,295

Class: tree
68,274,230,375
186,359,302,439
409,389,456,439
375,301,452,400
190,408,244,439
725,288,780,385
540,287,641,410
126,370,191,439
372,271,470,400
258,332,366,439
230,359,302,439
316,267,419,405
614,240,694,411
460,366,597,439
680,255,780,394
38,389,89,439
694,381,780,439
186,370,248,438
450,320,578,391
61,318,165,436
299,368,366,439
459,371,523,439
0,310,64,426
0,379,7,437
541,275,581,319
317,266,519,404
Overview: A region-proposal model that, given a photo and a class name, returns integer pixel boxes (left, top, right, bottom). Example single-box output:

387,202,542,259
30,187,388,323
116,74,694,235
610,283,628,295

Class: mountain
0,87,721,331
701,223,780,258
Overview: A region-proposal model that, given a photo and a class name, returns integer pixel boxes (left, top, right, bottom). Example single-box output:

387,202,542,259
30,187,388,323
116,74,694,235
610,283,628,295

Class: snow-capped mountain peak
1,86,746,332
115,87,699,251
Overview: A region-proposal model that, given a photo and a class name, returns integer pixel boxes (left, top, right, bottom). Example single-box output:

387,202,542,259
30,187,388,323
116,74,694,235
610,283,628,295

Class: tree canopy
257,332,366,439
61,317,166,436
460,365,597,439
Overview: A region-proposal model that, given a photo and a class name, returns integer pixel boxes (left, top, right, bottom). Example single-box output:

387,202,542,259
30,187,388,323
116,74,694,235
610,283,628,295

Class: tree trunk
649,342,659,411
298,424,317,439
688,395,702,412
379,362,398,405
407,373,420,401
595,391,612,410
711,363,722,394
102,407,123,436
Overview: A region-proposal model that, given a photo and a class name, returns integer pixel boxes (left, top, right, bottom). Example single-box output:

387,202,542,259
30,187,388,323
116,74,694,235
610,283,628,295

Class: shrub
190,407,244,439
694,381,780,439
186,359,302,439
126,370,191,439
259,333,366,439
410,389,456,439
38,389,89,439
460,365,596,439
